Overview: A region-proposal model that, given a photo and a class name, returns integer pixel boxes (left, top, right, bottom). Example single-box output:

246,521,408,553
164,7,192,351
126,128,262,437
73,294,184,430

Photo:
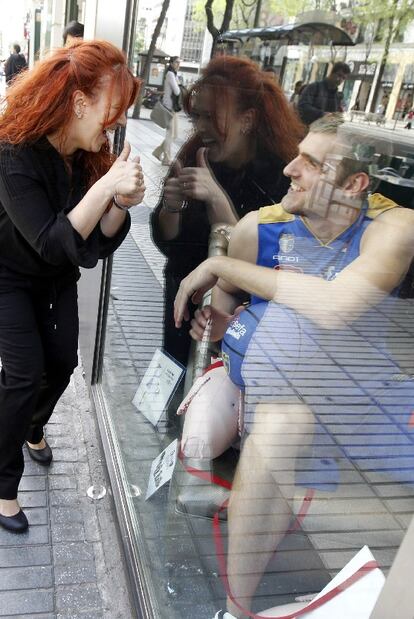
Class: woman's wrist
207,188,237,223
113,195,129,211
162,198,188,213
97,175,116,204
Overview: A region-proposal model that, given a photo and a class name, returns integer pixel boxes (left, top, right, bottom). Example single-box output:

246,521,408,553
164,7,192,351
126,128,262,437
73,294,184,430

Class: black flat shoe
25,440,53,465
0,509,28,533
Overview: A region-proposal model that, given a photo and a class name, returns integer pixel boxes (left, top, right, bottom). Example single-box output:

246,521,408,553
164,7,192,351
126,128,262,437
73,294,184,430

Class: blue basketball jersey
251,193,398,305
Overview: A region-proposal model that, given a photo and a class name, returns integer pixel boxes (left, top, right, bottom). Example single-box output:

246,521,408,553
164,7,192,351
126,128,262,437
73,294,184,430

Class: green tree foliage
352,0,414,110
193,0,336,30
354,0,414,38
132,0,170,119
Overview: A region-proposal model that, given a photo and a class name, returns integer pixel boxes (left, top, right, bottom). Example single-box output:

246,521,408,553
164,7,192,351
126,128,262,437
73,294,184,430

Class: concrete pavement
0,367,134,619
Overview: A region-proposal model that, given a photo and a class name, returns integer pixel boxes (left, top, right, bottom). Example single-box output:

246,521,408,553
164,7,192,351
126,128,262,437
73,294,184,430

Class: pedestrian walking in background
0,40,144,533
297,61,350,125
152,56,181,166
405,109,414,129
4,44,27,85
63,20,84,46
289,79,305,108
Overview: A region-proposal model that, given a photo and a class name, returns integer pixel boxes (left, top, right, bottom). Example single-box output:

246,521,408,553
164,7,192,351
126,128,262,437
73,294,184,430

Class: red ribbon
182,459,233,490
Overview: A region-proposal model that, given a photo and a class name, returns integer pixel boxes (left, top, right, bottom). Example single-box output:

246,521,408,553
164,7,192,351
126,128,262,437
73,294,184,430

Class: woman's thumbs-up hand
176,147,220,203
105,141,146,207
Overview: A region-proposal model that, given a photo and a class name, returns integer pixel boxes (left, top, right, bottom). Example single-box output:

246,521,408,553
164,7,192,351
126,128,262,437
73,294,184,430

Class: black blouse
151,150,290,276
0,138,130,280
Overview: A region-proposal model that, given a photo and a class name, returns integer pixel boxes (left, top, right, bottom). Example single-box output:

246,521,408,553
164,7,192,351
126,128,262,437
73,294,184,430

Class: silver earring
75,108,83,119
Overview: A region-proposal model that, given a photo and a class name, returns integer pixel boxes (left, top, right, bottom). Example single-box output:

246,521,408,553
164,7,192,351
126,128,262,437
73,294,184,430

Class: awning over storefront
220,17,355,47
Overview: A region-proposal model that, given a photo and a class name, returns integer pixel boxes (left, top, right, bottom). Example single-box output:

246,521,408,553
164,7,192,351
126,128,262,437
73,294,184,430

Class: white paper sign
303,545,385,618
145,439,178,500
261,546,385,619
132,349,184,426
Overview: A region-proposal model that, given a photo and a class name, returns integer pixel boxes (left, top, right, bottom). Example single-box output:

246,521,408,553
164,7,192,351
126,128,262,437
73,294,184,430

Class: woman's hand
163,160,186,211
190,305,237,342
175,148,237,225
104,141,145,203
177,147,223,204
174,257,221,327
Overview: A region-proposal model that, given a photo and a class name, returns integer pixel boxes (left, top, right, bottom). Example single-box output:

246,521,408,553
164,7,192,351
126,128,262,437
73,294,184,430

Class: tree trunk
206,0,236,56
132,0,170,119
253,0,263,27
205,0,220,41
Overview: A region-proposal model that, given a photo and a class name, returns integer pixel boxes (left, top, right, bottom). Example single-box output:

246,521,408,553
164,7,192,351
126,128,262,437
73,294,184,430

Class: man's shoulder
302,80,324,93
232,204,296,246
366,193,400,219
258,203,295,225
362,195,414,245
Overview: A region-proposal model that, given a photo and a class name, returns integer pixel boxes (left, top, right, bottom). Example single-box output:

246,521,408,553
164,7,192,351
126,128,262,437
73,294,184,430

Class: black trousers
0,273,78,499
163,271,196,368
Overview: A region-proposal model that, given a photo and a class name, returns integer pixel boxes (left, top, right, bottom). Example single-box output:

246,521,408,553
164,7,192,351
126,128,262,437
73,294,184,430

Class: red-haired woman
151,56,303,368
0,40,144,532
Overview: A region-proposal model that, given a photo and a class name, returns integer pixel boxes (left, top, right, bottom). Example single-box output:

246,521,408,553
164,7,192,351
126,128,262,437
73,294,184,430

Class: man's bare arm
175,208,414,329
211,210,258,314
187,211,258,341
275,207,414,327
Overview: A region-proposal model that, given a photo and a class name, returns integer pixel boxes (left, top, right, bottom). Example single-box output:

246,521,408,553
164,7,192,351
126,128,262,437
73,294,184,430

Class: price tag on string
146,439,178,500
132,349,185,426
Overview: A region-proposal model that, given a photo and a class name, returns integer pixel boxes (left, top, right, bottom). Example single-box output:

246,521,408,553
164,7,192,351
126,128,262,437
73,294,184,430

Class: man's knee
250,402,314,443
181,406,238,459
179,366,240,459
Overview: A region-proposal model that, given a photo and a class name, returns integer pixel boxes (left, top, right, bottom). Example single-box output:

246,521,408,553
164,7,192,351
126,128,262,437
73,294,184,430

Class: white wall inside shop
83,0,98,40
49,0,65,49
36,0,67,58
85,0,127,48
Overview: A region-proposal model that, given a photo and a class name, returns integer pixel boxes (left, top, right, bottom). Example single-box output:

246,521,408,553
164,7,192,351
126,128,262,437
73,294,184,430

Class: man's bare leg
225,403,314,618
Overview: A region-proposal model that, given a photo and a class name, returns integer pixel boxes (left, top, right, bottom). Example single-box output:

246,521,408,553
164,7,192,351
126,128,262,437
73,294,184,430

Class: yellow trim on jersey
258,203,295,224
367,193,399,219
258,193,398,228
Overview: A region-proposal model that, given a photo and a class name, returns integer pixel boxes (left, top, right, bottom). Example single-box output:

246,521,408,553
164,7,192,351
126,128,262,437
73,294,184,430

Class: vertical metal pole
91,0,138,384
184,224,232,394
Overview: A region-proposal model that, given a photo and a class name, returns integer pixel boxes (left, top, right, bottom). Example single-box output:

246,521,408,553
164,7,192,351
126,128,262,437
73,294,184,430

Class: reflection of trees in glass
132,0,170,119
135,17,147,53
194,0,344,31
353,0,414,110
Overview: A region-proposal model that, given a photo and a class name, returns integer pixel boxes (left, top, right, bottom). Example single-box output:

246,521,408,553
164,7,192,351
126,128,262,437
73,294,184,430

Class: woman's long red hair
181,55,303,166
0,40,141,186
